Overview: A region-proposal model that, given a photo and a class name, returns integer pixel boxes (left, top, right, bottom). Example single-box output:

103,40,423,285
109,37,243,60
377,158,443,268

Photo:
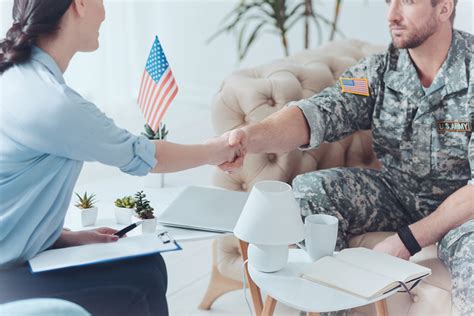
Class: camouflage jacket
295,30,473,195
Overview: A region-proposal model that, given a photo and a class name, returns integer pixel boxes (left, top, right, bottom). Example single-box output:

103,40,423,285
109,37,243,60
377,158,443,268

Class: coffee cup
301,214,338,261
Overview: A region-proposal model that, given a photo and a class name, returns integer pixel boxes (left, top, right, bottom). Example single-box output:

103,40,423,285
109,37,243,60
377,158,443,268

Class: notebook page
301,256,396,299
335,248,431,282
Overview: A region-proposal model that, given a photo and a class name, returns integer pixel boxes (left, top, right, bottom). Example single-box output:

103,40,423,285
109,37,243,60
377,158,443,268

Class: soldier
221,0,473,314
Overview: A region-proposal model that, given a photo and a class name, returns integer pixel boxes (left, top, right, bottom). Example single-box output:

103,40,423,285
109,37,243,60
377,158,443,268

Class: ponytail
0,0,73,74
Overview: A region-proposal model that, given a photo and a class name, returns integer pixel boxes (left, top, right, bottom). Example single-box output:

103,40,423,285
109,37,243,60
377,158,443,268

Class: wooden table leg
239,240,263,315
375,299,388,316
262,296,278,316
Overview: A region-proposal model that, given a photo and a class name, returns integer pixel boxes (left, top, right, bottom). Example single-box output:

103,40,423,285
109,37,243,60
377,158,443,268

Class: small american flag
339,78,370,96
138,36,178,132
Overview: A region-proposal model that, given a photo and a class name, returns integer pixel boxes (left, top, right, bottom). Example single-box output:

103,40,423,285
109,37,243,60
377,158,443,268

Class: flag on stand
137,36,178,132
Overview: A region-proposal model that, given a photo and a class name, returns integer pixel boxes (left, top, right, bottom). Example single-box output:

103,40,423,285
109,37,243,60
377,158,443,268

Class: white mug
302,214,338,261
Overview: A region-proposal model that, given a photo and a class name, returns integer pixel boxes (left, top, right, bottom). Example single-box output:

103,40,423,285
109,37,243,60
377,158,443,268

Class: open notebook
300,247,431,299
29,234,181,273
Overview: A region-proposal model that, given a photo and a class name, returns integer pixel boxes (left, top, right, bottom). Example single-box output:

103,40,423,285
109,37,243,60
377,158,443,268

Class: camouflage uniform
292,30,473,315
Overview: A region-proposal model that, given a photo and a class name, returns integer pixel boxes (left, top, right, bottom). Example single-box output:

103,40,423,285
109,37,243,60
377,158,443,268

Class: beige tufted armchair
199,39,454,315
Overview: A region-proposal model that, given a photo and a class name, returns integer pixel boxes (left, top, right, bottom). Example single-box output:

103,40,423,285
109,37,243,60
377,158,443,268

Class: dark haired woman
0,0,240,314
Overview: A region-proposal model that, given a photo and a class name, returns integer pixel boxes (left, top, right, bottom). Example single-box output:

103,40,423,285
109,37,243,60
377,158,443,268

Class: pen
114,221,143,238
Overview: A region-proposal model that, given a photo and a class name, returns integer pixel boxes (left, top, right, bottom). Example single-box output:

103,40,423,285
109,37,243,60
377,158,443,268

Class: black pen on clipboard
114,221,143,238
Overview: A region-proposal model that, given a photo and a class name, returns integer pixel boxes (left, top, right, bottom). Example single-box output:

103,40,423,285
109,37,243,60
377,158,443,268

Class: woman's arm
150,133,240,173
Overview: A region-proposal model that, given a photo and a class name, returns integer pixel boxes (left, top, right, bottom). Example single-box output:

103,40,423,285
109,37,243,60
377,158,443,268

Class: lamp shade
234,181,304,245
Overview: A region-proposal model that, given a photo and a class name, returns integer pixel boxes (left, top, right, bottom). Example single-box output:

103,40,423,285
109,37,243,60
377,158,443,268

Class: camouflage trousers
292,167,474,316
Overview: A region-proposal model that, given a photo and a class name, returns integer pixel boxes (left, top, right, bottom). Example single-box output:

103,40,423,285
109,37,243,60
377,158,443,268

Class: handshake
206,128,249,173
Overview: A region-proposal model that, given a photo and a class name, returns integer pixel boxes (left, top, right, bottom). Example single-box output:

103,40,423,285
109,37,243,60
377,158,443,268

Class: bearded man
222,0,473,314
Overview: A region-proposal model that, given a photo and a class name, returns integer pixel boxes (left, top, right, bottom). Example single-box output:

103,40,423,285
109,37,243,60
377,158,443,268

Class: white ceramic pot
141,217,157,234
114,207,134,225
144,173,165,188
77,206,98,227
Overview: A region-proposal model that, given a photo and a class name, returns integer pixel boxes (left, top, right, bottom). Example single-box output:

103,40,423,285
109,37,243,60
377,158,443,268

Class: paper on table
29,234,180,273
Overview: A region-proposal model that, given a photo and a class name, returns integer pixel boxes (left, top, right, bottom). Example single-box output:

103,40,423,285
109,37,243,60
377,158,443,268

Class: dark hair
431,0,459,23
0,0,73,74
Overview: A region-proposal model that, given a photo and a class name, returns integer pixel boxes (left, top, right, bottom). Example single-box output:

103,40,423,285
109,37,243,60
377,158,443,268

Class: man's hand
53,227,119,248
373,234,411,260
218,128,248,173
205,131,242,166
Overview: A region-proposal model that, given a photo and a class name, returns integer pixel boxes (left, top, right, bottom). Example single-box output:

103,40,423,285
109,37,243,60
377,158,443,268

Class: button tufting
267,153,277,163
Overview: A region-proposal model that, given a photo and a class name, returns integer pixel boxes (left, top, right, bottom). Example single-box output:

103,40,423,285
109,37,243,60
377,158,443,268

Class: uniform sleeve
291,53,386,150
5,87,157,176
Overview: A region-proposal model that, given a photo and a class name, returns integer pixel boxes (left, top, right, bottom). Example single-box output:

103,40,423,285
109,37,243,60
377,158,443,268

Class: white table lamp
234,181,304,272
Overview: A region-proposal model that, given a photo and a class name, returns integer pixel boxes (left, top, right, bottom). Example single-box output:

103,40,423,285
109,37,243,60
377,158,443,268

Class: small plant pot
141,218,157,234
114,207,134,225
77,206,98,227
144,173,165,188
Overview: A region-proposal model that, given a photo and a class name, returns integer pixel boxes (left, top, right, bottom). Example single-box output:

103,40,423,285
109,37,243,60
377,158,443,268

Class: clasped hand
206,129,247,169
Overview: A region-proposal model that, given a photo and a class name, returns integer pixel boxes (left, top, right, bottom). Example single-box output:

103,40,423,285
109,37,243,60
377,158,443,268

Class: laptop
157,186,249,233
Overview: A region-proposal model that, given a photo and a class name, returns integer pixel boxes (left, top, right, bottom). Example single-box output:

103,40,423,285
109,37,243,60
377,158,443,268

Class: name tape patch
437,121,472,133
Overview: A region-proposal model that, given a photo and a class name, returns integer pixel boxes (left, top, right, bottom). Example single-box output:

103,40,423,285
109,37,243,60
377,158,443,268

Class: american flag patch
339,78,370,96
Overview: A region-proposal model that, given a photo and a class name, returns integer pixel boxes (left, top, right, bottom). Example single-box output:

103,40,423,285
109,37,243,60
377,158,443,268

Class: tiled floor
76,101,300,315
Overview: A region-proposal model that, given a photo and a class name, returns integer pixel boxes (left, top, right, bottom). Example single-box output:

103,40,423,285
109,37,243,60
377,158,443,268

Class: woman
0,0,239,315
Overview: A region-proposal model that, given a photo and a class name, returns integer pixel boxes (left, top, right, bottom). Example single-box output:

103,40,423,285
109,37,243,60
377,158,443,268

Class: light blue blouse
0,47,157,268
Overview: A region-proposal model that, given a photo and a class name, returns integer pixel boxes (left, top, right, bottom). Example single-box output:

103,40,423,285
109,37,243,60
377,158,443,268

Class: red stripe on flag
149,82,178,130
144,70,172,121
143,79,160,116
137,69,147,106
139,74,152,110
141,73,155,112
148,77,176,128
139,72,152,109
147,78,175,127
153,85,178,130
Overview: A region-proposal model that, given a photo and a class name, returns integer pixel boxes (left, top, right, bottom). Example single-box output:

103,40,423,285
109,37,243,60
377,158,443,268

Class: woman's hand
205,132,242,166
53,227,119,248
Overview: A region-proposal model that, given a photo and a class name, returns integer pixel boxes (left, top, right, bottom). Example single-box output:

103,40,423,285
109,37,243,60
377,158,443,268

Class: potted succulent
74,192,98,227
114,196,136,225
134,191,156,234
142,123,168,188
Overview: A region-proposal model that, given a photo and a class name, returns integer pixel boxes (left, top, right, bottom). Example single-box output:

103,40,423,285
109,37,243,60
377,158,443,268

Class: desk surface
65,174,226,242
248,249,399,313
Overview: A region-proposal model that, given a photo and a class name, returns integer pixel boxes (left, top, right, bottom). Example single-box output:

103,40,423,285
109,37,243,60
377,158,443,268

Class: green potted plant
134,191,156,234
142,123,168,188
208,0,344,61
114,196,136,225
74,192,98,227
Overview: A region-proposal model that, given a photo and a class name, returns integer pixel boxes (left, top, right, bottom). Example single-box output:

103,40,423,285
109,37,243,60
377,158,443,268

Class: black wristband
397,226,421,256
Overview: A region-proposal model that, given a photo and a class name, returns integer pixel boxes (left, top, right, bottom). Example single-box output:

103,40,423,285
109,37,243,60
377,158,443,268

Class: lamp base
248,244,288,272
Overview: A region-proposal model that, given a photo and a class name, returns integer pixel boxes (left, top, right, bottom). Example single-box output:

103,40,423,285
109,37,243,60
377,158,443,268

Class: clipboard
29,233,181,273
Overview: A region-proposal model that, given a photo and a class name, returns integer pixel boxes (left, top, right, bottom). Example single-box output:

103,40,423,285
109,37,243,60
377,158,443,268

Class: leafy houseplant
134,191,156,234
74,192,98,227
142,123,168,140
114,196,136,225
142,123,167,188
208,0,344,61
